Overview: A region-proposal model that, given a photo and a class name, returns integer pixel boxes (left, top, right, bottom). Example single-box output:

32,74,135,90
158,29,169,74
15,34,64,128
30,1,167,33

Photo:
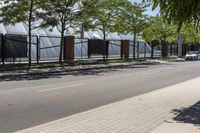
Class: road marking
142,70,160,75
0,81,87,93
37,83,86,92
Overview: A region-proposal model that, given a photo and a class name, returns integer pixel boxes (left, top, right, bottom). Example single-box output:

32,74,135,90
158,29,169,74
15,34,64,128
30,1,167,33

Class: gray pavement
15,76,200,133
0,60,200,132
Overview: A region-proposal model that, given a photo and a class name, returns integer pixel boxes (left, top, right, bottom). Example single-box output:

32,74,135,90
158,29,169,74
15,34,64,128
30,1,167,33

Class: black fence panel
190,44,200,51
151,40,162,58
0,34,4,64
0,34,40,64
170,43,178,55
4,34,28,58
88,39,109,58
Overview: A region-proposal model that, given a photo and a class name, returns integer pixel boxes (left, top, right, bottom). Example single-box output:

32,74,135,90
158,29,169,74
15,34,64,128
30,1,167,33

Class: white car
185,51,200,60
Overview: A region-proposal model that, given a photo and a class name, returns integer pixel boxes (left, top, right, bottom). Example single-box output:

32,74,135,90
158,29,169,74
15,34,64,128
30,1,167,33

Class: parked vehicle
185,51,200,60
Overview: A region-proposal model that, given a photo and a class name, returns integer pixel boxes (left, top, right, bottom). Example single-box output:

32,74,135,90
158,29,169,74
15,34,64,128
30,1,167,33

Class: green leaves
80,0,133,38
180,24,200,44
148,0,200,30
142,16,178,43
117,2,147,35
0,0,43,28
0,0,147,39
39,0,81,33
0,0,47,66
142,15,200,45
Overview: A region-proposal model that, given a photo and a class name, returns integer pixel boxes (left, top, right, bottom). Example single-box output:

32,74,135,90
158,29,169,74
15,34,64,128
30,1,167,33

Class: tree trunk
59,28,64,64
28,28,32,67
133,32,136,59
28,0,33,67
103,31,106,61
178,34,183,58
161,40,168,58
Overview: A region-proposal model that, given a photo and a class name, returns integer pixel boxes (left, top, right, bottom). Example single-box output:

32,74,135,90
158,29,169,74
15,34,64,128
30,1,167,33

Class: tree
0,0,43,67
74,0,94,38
118,2,147,59
40,0,81,64
180,25,200,45
143,16,179,43
148,0,200,30
142,16,178,57
81,0,131,61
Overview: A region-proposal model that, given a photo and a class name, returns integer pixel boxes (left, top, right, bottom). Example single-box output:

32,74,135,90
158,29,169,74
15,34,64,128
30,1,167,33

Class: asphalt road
1,61,200,133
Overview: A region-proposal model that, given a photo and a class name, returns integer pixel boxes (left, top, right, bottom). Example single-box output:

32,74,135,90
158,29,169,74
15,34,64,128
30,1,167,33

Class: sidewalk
0,59,167,77
0,58,186,78
150,120,200,133
15,77,200,133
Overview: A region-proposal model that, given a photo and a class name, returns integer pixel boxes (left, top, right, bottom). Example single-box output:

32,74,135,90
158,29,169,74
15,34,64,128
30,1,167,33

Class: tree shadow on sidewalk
172,101,200,126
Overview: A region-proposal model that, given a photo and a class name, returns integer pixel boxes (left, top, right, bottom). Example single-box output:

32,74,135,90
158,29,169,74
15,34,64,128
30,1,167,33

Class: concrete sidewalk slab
14,77,200,133
150,120,200,133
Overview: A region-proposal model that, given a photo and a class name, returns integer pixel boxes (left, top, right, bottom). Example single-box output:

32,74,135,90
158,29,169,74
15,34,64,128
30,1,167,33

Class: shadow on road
172,101,200,126
0,63,164,82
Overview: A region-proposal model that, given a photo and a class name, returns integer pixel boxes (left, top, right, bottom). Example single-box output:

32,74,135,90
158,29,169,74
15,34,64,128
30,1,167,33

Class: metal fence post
170,43,173,56
144,43,147,59
36,36,40,64
81,38,83,60
151,41,154,59
137,42,140,59
1,34,5,65
133,42,135,59
88,39,90,59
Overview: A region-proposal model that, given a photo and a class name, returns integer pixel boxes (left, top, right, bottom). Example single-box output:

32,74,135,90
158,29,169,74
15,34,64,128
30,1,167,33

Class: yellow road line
37,83,86,92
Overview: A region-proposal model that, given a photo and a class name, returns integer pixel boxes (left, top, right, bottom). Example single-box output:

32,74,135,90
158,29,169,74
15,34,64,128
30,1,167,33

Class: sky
130,0,160,16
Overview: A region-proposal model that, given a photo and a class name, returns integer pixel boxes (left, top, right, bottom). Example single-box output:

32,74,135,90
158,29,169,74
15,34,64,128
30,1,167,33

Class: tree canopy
142,15,178,43
80,0,132,60
38,0,81,63
118,2,147,35
0,0,43,29
81,0,131,37
0,0,44,66
149,0,200,30
142,15,200,45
